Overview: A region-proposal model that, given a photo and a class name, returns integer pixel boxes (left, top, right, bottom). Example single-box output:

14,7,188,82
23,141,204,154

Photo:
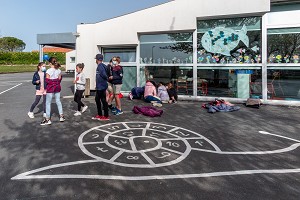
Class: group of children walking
28,54,123,124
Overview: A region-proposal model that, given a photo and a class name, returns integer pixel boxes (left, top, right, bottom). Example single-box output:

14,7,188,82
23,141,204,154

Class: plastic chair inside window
197,78,208,95
176,78,188,94
269,72,284,97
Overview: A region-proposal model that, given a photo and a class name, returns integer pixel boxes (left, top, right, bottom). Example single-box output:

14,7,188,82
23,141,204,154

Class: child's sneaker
100,116,110,121
114,109,124,115
111,106,117,113
81,105,88,113
152,102,162,107
74,111,81,116
27,112,34,119
59,115,65,122
92,115,102,120
40,118,51,126
128,92,133,100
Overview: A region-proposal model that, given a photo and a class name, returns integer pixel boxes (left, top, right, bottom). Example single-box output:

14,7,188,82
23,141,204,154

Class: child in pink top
144,80,161,104
27,62,47,118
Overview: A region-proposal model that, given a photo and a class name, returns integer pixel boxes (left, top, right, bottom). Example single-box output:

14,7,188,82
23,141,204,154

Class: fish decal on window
201,25,249,56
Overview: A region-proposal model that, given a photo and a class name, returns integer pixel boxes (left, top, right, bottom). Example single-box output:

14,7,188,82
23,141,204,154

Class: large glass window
122,66,137,92
103,48,136,62
197,17,262,64
140,33,193,64
140,66,193,95
197,67,262,98
267,28,300,63
266,68,300,100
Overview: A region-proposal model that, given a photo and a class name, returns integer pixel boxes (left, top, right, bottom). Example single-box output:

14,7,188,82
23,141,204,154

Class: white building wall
77,0,270,89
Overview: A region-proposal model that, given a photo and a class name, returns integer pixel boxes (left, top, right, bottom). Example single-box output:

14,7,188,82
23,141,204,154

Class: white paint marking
140,152,156,166
192,143,300,155
129,138,137,151
11,160,100,180
122,122,130,129
83,141,105,145
94,128,113,134
0,83,22,95
110,150,124,162
259,131,300,143
62,95,74,99
161,147,183,155
12,123,300,181
13,168,300,180
167,127,180,133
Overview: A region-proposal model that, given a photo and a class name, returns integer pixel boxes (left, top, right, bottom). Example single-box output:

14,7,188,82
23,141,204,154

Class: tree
0,37,26,52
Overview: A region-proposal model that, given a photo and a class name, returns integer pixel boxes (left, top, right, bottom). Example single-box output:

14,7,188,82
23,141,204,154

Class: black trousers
30,95,46,113
95,89,108,117
74,90,85,111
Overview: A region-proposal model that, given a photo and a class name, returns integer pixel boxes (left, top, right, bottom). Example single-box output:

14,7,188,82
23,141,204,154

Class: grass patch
0,65,65,74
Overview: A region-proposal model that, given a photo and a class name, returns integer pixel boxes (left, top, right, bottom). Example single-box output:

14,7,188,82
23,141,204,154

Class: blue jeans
144,96,161,103
46,92,63,119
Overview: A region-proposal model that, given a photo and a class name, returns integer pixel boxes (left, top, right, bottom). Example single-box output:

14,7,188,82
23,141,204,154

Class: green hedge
0,52,66,65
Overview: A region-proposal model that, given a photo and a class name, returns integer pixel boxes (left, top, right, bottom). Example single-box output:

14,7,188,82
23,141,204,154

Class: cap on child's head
95,54,103,61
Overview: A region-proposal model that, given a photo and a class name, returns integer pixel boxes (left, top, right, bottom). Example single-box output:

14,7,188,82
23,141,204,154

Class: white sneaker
27,112,34,119
74,111,82,116
152,102,162,107
129,92,133,100
59,115,65,122
81,105,88,113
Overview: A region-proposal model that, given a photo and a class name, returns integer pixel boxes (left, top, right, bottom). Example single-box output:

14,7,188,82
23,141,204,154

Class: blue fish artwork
201,25,249,56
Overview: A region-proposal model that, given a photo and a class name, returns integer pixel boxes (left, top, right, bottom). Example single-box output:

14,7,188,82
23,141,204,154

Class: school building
38,0,300,105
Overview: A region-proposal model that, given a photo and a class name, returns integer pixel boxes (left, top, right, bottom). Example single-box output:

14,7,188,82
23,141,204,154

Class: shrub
0,52,66,65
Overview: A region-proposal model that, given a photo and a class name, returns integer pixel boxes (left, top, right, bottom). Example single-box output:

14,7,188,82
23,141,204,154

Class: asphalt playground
1,72,300,200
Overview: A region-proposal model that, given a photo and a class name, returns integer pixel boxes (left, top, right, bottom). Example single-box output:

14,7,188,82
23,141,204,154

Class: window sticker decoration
201,25,249,56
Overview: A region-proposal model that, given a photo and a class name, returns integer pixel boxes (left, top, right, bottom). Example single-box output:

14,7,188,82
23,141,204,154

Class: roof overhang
271,0,300,5
37,32,77,49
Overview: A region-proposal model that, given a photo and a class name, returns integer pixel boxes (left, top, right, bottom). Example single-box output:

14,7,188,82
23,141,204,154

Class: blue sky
0,0,169,51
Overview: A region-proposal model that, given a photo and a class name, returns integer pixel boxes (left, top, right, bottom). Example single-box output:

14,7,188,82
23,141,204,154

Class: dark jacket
96,63,108,90
111,65,123,85
106,64,113,83
32,71,46,90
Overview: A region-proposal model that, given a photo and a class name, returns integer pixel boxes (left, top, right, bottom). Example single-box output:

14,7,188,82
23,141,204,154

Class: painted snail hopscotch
12,122,300,180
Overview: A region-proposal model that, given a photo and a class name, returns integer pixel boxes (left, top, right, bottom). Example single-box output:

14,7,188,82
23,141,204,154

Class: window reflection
267,28,300,63
140,33,193,64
